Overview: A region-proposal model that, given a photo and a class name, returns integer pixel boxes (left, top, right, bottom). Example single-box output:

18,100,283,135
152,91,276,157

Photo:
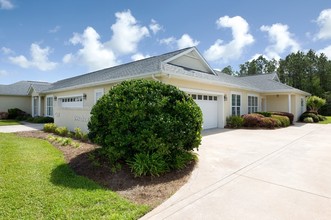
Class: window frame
94,88,104,104
45,96,54,117
248,95,258,114
231,92,242,116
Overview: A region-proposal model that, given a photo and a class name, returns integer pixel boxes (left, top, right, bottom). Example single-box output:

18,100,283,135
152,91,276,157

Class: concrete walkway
141,123,331,220
0,122,44,133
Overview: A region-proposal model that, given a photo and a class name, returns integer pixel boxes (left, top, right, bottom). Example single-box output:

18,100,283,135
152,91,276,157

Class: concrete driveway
141,123,331,220
0,122,44,133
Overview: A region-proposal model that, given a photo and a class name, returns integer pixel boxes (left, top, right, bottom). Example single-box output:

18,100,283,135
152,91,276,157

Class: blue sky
1,0,331,84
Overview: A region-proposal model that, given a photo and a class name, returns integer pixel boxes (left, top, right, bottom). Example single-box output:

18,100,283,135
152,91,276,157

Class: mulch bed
16,131,196,208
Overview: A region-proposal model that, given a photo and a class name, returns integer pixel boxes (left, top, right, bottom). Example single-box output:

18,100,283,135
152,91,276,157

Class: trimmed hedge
88,79,203,176
271,115,290,127
242,113,264,127
271,112,294,124
299,112,319,123
7,108,30,120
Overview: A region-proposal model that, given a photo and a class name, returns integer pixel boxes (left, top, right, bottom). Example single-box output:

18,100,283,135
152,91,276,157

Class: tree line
222,50,331,115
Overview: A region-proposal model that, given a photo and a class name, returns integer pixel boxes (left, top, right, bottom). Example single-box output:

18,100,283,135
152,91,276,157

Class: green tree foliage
221,65,235,75
239,55,277,76
306,96,326,112
88,79,202,176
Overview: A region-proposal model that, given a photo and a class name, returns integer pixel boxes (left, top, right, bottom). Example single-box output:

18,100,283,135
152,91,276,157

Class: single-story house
0,47,310,131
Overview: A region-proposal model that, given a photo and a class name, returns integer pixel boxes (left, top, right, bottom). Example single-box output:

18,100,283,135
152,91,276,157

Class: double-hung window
94,89,104,104
231,94,241,116
248,95,258,113
46,96,53,117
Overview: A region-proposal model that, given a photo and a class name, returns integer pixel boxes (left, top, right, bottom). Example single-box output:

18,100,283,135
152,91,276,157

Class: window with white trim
94,88,104,104
248,95,258,113
46,97,53,116
232,94,241,116
60,96,83,108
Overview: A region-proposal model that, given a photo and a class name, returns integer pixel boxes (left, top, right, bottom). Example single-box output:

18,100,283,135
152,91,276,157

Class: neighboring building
0,47,310,131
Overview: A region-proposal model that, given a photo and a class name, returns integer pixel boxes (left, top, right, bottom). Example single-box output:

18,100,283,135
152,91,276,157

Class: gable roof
0,81,51,96
45,47,197,92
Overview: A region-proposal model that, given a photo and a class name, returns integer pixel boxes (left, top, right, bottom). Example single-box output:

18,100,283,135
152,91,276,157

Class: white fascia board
180,87,224,96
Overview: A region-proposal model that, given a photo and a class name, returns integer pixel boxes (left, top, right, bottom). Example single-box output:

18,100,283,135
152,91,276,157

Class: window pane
232,94,235,104
237,95,241,106
237,107,240,115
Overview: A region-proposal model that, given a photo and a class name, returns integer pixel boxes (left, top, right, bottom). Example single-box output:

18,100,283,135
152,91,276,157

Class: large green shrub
299,112,319,122
307,96,326,113
226,115,244,128
7,108,30,120
88,79,203,176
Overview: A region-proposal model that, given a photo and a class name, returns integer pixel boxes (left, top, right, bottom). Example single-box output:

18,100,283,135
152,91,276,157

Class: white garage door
191,94,219,129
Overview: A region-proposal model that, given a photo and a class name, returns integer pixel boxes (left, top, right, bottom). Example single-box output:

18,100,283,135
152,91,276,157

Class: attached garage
190,93,222,129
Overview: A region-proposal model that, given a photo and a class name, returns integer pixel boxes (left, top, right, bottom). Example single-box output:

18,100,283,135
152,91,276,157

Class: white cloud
107,10,149,55
0,0,14,10
131,53,150,61
177,34,200,49
0,69,8,76
315,8,331,40
65,26,118,70
260,23,300,60
159,37,176,45
9,43,57,71
149,19,162,34
49,25,61,33
1,47,14,55
160,34,199,49
204,16,254,62
317,45,331,59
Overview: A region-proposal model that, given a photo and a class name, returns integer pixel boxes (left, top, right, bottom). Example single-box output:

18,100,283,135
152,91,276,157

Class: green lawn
0,120,20,126
319,116,331,124
0,133,149,219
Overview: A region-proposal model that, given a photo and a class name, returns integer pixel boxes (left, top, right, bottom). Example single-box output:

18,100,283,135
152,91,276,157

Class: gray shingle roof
0,81,50,96
45,48,190,92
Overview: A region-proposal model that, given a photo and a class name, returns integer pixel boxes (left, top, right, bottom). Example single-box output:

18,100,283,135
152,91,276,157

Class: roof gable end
163,47,216,75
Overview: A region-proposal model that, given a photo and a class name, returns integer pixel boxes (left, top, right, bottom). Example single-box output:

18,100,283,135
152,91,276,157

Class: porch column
31,96,34,116
38,96,41,116
288,94,291,113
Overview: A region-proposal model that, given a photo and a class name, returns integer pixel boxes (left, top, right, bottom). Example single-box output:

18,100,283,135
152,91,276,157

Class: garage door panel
194,96,218,129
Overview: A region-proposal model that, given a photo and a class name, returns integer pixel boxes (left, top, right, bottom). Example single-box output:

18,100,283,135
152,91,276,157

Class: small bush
304,117,314,123
55,127,69,137
299,112,319,123
127,152,169,177
171,151,198,170
317,114,326,121
255,112,272,117
242,113,264,127
7,108,30,120
271,112,294,124
271,115,290,127
27,116,54,123
43,123,57,133
0,112,9,119
226,115,244,128
259,117,279,128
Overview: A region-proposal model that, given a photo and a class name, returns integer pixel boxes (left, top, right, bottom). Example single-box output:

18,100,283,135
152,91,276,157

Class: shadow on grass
50,163,102,190
57,148,196,191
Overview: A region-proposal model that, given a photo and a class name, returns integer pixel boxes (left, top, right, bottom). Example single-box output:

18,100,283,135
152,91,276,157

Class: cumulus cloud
0,0,14,10
64,26,118,70
107,10,149,55
66,10,149,70
49,25,61,33
204,16,254,62
314,8,331,41
160,34,199,49
1,47,14,55
131,53,150,61
149,19,162,34
260,23,300,60
9,43,57,71
317,45,331,59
